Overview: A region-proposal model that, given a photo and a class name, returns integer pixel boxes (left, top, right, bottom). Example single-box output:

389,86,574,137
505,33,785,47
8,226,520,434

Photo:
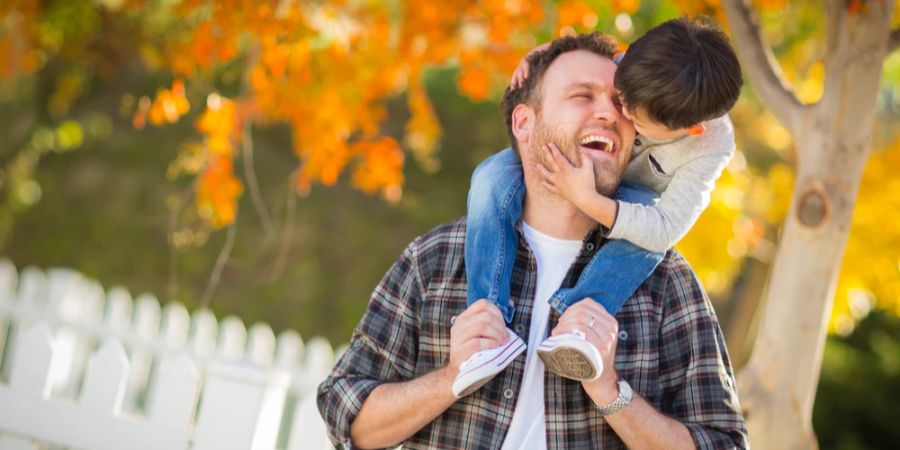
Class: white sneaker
537,330,602,381
451,328,526,398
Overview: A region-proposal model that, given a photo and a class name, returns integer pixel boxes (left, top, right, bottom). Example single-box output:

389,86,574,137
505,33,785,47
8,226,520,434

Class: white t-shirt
501,222,582,450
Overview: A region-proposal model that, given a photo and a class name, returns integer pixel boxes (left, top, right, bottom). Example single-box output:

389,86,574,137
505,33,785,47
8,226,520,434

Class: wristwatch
595,379,633,416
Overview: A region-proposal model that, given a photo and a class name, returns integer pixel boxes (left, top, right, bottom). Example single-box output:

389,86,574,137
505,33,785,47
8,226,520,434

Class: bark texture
721,0,896,448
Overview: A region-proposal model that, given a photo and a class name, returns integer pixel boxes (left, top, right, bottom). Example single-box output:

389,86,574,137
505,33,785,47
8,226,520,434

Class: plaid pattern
318,218,748,449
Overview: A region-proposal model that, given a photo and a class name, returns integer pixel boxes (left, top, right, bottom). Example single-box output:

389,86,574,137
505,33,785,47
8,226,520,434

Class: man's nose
593,96,618,123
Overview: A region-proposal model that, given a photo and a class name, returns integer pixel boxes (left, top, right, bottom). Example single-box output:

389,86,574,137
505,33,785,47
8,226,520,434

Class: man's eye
573,93,592,99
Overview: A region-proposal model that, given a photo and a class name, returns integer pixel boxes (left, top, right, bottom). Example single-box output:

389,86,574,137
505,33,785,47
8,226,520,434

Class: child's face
620,104,692,141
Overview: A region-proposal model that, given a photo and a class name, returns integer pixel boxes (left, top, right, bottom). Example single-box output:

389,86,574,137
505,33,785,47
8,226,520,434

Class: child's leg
465,148,524,324
548,183,664,317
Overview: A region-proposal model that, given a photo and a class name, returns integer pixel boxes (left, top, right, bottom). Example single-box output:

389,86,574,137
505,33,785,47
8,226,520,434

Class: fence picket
148,354,200,431
218,315,247,361
80,341,129,415
192,362,289,450
105,287,133,334
190,309,217,358
248,323,275,366
0,259,16,299
17,267,46,309
161,301,189,349
275,330,303,370
0,261,345,450
8,323,55,396
287,392,330,450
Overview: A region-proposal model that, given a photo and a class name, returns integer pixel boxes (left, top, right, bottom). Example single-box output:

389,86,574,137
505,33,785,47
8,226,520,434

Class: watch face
618,379,633,401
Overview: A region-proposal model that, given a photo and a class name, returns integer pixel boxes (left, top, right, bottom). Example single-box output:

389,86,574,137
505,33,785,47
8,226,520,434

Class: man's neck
521,191,596,241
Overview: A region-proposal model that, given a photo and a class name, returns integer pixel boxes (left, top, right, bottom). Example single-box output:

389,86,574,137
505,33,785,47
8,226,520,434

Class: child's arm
535,143,619,228
510,43,550,88
537,139,734,254
607,151,732,252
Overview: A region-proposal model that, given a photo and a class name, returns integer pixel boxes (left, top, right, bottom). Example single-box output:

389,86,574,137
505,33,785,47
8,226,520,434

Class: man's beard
529,115,622,197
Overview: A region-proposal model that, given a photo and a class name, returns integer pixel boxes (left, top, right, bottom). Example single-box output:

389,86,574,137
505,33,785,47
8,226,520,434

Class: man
318,32,748,449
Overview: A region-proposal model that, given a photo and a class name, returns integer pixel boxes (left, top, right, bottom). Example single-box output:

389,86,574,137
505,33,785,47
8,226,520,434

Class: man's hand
550,298,621,404
446,299,509,381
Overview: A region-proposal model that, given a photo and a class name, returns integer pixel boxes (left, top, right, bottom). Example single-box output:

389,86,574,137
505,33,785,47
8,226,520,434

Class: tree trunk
722,1,895,448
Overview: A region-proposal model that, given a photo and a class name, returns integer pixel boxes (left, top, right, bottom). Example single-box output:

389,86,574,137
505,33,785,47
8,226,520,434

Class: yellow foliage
677,157,753,297
830,140,900,333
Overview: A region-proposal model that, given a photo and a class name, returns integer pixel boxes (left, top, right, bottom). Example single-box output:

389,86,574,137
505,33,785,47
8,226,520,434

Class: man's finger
460,299,504,322
536,163,555,178
545,144,565,172
453,315,508,345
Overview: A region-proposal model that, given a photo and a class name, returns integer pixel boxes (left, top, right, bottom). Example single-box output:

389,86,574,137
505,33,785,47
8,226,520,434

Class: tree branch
240,44,276,239
264,179,297,283
199,221,237,310
722,0,805,134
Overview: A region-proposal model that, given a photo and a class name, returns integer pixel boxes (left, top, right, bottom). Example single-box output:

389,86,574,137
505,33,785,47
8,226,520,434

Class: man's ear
511,104,535,144
686,122,706,136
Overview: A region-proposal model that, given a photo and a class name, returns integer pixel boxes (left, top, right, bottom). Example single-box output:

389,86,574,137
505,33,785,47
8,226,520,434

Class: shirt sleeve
607,149,733,253
657,257,749,449
317,239,424,449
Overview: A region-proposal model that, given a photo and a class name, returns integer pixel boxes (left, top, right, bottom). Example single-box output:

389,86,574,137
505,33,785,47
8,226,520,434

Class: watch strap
596,379,633,416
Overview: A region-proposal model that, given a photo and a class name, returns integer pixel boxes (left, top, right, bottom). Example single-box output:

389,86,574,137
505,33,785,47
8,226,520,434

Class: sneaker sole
538,347,600,381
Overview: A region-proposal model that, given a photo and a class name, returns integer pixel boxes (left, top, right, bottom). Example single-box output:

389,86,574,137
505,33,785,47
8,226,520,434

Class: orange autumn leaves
133,80,190,129
3,0,658,231
191,94,243,229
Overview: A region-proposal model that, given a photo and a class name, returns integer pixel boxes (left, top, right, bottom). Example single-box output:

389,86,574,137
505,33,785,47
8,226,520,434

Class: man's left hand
550,298,621,405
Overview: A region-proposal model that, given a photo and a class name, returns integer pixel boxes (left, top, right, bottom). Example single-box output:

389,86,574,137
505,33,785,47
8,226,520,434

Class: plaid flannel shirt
318,218,748,449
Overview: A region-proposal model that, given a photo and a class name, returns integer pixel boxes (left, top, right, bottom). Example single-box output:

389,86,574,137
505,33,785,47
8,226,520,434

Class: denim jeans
465,147,664,323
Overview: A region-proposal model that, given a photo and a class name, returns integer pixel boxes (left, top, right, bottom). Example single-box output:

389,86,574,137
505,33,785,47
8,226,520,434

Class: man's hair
614,17,743,130
501,32,619,152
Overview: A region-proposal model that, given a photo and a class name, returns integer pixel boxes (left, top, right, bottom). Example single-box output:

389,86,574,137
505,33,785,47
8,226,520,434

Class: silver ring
588,316,596,328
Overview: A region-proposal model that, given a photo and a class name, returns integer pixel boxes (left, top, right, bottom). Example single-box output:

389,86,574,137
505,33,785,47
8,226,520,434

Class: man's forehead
542,50,616,90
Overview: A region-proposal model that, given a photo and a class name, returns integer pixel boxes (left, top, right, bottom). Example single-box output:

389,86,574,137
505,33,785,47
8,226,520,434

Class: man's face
526,50,636,197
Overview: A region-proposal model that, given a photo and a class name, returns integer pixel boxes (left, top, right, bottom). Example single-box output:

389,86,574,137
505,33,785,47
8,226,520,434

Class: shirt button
503,388,515,399
352,339,363,348
618,330,629,340
514,324,526,334
635,138,642,147
585,243,595,252
450,315,458,325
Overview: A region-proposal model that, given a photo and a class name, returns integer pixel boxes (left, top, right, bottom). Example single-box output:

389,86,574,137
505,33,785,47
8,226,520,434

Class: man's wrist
583,371,620,406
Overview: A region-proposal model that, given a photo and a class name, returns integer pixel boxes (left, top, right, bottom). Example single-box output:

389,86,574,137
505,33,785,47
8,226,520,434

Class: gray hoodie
607,115,735,252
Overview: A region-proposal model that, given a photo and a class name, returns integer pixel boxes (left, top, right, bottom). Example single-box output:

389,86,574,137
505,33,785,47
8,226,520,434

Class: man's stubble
528,112,623,198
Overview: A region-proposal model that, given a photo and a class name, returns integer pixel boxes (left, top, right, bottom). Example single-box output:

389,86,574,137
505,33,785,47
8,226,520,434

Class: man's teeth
579,135,614,152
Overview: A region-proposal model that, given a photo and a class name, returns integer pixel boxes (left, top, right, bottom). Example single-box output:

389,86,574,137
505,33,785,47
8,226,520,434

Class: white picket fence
0,259,343,450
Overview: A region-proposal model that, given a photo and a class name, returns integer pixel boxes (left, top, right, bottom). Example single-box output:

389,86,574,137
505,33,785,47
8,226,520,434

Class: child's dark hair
614,17,743,129
501,32,619,152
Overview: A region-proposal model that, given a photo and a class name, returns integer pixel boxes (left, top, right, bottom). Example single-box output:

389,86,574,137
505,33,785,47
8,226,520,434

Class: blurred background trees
1,0,899,448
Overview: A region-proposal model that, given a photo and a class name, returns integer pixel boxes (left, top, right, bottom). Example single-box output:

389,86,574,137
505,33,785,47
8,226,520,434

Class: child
452,18,743,397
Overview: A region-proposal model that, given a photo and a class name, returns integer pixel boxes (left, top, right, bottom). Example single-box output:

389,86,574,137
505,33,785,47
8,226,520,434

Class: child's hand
510,43,551,89
536,143,598,209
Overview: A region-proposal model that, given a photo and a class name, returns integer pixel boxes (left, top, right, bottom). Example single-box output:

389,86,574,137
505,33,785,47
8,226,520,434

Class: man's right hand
446,299,509,380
